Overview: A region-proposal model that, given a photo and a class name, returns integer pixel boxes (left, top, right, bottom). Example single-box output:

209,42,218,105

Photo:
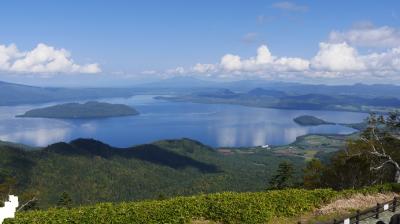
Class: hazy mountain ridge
2,79,400,106
157,87,400,113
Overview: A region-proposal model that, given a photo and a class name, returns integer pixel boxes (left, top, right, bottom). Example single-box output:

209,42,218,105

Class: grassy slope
6,184,400,224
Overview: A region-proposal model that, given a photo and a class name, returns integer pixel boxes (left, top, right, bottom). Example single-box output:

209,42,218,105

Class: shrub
5,185,398,224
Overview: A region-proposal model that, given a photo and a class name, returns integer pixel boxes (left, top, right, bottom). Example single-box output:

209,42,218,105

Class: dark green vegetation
17,101,139,119
293,115,334,126
156,88,400,113
5,184,400,224
303,112,400,190
0,138,305,208
268,161,295,189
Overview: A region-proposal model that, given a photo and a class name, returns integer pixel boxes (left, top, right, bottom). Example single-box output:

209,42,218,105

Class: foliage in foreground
6,184,400,224
303,112,400,190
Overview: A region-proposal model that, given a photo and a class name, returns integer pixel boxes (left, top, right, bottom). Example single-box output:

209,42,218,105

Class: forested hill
0,138,303,208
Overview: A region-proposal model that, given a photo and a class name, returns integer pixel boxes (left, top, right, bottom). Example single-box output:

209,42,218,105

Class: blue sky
0,0,400,86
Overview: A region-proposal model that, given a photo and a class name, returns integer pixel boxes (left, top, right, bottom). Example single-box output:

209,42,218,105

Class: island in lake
17,101,139,119
293,115,335,126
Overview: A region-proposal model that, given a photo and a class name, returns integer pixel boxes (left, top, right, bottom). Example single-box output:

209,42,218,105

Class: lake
0,95,367,148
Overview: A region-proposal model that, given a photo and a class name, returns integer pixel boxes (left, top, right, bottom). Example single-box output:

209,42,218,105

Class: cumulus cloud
311,42,365,72
0,43,101,75
220,54,243,71
275,57,310,72
362,47,400,72
153,25,400,81
272,1,308,12
219,45,309,73
161,45,308,76
329,25,400,48
0,44,21,70
192,63,217,73
166,42,400,80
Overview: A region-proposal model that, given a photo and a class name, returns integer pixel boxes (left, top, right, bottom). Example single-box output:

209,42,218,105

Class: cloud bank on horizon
161,24,400,81
0,43,101,76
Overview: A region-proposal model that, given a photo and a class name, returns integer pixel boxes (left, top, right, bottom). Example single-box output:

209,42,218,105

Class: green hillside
0,138,305,208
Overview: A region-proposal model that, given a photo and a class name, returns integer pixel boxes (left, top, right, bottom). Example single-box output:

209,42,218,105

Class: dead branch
16,197,37,212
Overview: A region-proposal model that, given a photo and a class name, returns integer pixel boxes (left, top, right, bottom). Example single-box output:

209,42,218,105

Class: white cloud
166,41,400,80
192,63,217,73
166,66,185,75
220,45,308,73
275,57,310,71
255,45,275,64
152,25,400,81
220,54,242,71
311,42,365,72
272,1,308,12
141,70,157,75
0,43,101,75
0,44,21,70
362,47,400,72
329,25,400,48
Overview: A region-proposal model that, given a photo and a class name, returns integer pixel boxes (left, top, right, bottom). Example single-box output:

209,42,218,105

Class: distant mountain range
139,77,400,98
1,79,400,106
157,87,400,113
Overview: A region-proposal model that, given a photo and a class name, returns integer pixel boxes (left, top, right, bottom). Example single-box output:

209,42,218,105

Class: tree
305,113,400,190
0,176,16,206
0,174,38,210
319,150,384,189
57,192,73,208
269,161,295,189
303,159,324,189
357,112,400,183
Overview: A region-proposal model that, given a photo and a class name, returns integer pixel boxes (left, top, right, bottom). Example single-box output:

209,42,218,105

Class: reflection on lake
0,95,368,147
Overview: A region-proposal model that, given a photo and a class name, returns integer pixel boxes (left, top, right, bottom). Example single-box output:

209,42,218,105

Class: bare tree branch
16,197,37,212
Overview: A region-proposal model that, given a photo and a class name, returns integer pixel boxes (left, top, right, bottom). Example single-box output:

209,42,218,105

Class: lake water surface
0,95,368,147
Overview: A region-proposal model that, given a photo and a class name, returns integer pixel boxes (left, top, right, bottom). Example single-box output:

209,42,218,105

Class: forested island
293,115,335,126
17,101,139,119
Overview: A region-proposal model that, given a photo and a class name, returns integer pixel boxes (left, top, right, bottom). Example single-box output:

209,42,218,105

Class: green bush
5,185,399,224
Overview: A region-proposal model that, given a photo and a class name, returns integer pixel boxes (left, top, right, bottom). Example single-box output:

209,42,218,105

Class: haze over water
0,95,367,148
